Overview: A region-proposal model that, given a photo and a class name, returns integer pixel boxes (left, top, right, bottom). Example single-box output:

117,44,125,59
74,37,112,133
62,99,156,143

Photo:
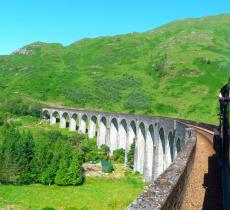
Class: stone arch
165,131,173,167
42,110,50,119
51,111,60,125
60,112,70,128
98,116,107,147
88,115,98,138
135,122,146,173
158,127,166,175
128,121,137,148
70,113,79,131
144,124,155,180
109,118,119,153
118,119,127,149
176,137,181,153
79,114,88,134
168,131,174,161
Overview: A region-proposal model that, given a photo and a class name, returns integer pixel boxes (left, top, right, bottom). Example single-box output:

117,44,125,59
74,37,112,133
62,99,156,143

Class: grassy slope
0,14,230,124
0,176,144,210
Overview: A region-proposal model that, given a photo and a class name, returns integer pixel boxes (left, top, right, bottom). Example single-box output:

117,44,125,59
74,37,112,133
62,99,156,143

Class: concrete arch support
168,131,174,163
70,113,78,131
143,124,155,181
88,116,97,138
165,132,172,168
118,119,127,150
79,114,88,134
42,110,50,120
128,121,136,149
97,117,107,147
60,112,69,128
157,127,166,176
50,111,60,125
109,118,119,153
134,122,146,174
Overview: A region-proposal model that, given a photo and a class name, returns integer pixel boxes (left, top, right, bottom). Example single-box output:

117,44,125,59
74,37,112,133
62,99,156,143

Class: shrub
124,92,150,110
112,148,125,163
154,103,178,114
99,144,110,160
48,130,62,143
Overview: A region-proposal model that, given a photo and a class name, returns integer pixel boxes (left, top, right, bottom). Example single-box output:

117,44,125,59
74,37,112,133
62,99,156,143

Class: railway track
181,126,223,210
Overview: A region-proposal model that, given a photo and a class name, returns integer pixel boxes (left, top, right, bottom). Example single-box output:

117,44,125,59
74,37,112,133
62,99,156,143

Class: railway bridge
41,107,222,210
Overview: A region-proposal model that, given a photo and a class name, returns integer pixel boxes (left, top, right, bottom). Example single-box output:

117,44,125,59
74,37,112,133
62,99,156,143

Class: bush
154,103,178,114
124,92,150,110
48,130,62,143
112,148,125,163
99,144,110,160
0,114,5,126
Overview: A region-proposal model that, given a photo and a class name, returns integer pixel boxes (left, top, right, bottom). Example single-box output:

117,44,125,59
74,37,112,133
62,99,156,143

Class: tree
66,153,84,185
39,154,60,185
54,146,71,186
31,142,52,181
0,126,21,183
16,131,35,183
127,142,135,169
17,131,35,173
100,144,110,155
54,156,69,185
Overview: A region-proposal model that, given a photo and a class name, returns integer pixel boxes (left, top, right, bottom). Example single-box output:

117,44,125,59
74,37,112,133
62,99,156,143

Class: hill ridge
0,14,230,124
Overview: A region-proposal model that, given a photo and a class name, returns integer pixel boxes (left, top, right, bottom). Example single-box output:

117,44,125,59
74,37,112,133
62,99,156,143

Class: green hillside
0,14,230,124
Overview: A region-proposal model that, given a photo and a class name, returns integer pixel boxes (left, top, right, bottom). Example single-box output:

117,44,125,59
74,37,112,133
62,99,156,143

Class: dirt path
182,132,223,210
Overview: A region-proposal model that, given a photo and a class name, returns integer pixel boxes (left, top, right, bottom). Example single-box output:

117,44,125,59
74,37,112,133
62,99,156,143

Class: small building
101,160,113,173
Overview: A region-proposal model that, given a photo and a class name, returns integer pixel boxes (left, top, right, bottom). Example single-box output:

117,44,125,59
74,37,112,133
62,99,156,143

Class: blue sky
1,0,230,55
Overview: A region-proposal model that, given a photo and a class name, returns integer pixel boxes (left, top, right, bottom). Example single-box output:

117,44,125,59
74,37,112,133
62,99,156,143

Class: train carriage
217,77,230,209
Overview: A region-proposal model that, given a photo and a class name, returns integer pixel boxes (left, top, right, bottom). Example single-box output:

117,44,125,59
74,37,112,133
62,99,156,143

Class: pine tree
66,153,84,186
17,131,35,173
0,126,21,183
127,141,135,169
54,146,71,186
17,131,35,183
40,154,60,185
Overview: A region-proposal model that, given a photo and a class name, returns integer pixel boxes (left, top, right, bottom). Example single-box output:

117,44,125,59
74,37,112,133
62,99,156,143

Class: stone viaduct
42,107,192,182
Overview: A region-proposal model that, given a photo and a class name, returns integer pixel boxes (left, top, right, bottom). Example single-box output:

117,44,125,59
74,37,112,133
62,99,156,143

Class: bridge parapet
127,128,196,210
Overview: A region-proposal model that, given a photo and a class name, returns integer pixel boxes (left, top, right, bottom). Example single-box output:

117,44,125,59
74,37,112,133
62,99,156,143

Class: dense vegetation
0,14,230,124
0,126,85,185
0,119,130,186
